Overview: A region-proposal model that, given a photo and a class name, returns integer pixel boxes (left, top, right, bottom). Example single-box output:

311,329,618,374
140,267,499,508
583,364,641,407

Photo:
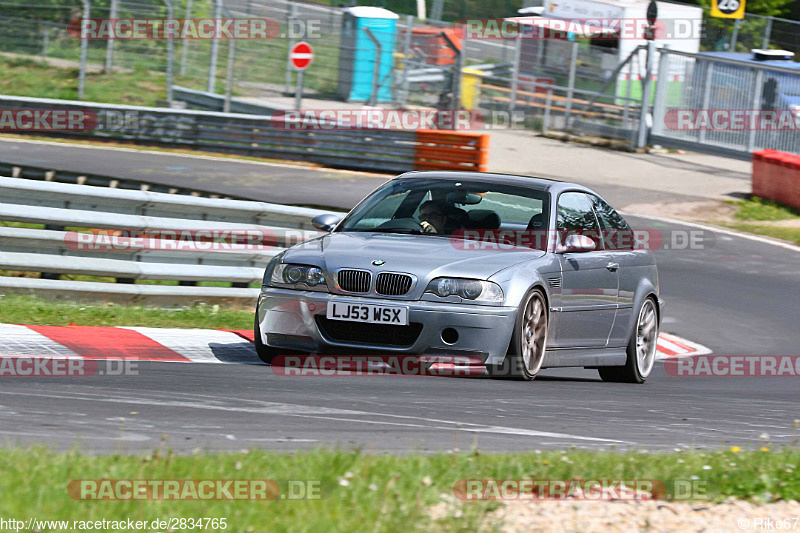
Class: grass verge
0,294,253,329
721,197,800,245
0,447,797,532
0,56,174,107
721,223,800,245
729,197,800,222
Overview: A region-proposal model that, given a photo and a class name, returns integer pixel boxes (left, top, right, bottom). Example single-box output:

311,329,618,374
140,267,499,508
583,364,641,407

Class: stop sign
290,42,314,70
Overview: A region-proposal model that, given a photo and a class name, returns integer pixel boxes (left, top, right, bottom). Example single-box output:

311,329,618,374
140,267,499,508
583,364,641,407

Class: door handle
606,262,620,271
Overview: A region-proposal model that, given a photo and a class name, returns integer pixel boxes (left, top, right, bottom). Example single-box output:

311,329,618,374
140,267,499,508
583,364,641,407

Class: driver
419,200,463,234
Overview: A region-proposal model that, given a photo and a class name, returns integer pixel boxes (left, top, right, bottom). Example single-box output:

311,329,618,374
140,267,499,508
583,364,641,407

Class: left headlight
424,278,503,303
268,263,328,291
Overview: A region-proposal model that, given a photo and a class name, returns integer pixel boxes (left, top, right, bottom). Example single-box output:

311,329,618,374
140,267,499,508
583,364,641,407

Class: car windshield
336,177,550,245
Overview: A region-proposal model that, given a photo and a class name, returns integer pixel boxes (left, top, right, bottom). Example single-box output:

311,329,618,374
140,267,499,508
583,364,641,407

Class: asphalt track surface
0,138,701,209
0,139,798,453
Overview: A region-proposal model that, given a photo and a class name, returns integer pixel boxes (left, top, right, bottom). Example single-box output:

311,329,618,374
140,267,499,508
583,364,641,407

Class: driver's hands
420,221,438,234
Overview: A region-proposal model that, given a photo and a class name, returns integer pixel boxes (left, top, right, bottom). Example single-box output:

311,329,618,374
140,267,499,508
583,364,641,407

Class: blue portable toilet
337,6,398,102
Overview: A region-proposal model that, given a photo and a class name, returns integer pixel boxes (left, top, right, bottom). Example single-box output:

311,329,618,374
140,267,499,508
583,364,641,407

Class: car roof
393,171,599,196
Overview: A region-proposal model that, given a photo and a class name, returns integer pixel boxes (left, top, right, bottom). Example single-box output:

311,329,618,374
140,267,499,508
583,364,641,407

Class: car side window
556,192,602,249
591,195,633,250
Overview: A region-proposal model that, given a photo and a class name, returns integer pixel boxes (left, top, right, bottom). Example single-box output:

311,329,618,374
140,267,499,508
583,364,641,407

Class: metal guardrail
0,95,420,173
0,161,232,198
0,95,491,173
0,176,346,301
172,86,284,115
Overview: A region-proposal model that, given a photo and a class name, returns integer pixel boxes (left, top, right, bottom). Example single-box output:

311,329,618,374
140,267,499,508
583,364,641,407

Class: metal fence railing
1,0,798,157
650,48,800,157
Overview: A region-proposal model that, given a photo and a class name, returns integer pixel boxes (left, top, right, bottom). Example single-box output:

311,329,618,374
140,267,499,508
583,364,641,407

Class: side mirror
561,234,597,253
311,213,341,232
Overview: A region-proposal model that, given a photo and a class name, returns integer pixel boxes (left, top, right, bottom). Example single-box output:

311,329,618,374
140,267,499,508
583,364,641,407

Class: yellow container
461,68,484,110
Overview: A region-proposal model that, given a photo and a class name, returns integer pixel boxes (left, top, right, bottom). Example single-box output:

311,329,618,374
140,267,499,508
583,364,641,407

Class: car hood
283,232,545,281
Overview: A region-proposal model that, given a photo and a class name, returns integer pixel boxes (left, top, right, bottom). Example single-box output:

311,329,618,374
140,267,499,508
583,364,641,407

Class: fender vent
548,277,562,289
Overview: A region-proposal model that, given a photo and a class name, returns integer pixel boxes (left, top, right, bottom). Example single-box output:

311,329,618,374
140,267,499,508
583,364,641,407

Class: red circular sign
290,42,314,70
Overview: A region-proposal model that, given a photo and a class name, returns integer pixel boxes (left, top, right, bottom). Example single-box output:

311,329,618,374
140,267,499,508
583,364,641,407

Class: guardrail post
650,48,670,138
730,18,741,52
622,67,633,128
284,2,298,94
164,0,174,105
79,0,90,99
698,61,714,145
747,68,764,152
41,26,50,58
542,86,552,134
179,0,192,76
40,224,64,280
761,16,773,49
104,0,118,74
207,0,222,93
508,34,521,115
363,27,383,107
398,15,413,106
636,40,655,149
440,30,462,115
224,38,235,113
564,40,578,130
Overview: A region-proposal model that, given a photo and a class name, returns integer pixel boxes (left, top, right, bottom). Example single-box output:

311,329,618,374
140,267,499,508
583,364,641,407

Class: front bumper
257,288,517,364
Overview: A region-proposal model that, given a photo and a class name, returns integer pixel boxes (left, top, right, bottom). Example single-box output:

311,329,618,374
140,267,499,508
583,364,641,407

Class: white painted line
0,137,391,177
0,388,627,444
621,211,800,253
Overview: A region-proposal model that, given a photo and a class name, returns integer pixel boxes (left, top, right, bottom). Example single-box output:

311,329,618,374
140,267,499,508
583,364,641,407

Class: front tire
598,297,658,383
488,289,548,381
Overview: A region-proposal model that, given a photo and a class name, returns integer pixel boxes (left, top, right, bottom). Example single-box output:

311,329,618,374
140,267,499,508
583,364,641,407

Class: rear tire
598,297,658,383
487,288,548,381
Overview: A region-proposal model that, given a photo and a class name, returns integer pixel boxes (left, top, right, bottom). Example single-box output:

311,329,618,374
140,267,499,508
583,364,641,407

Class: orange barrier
752,149,800,210
413,130,489,172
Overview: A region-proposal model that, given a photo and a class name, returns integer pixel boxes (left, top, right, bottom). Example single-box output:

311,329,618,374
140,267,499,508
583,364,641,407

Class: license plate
326,302,409,325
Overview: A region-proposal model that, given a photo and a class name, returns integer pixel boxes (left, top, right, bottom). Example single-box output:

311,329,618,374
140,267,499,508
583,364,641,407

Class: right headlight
268,262,328,291
424,278,503,303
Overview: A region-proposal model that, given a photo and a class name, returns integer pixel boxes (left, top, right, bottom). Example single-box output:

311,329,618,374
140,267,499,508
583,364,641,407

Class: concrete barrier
752,149,800,210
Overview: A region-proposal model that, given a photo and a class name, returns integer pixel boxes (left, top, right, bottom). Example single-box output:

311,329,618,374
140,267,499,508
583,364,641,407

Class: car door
590,194,641,348
552,192,619,349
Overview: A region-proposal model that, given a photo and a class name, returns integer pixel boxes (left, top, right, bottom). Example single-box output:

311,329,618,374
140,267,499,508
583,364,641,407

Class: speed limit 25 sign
711,0,745,19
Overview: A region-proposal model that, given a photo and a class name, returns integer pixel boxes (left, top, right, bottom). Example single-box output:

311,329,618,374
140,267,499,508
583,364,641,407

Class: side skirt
542,346,627,368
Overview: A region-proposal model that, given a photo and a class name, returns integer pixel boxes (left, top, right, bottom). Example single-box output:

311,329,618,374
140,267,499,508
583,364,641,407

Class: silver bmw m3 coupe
255,171,662,382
